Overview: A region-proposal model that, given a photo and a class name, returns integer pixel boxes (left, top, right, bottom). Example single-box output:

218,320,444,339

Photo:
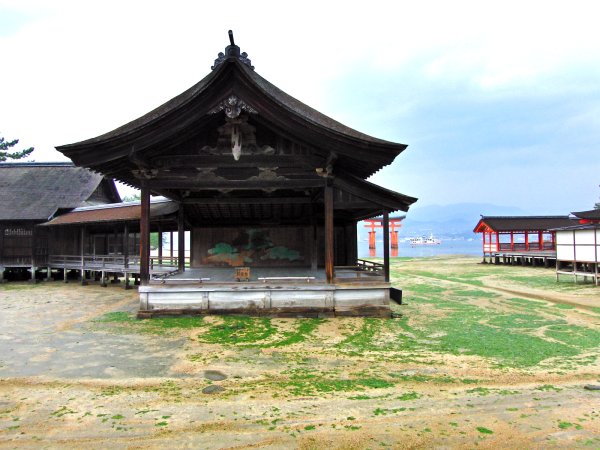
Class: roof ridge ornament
209,95,257,118
211,30,255,71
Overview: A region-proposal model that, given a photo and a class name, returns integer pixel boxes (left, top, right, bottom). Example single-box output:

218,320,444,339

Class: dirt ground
0,257,599,449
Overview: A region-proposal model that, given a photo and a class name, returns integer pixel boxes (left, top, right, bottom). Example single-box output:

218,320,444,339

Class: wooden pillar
170,231,174,262
80,227,87,285
140,187,150,286
123,223,129,268
0,226,4,283
324,185,334,284
123,222,130,289
510,232,514,251
539,231,543,251
177,205,185,272
482,231,486,262
157,226,163,265
525,232,529,251
383,211,390,282
30,226,36,282
594,225,598,286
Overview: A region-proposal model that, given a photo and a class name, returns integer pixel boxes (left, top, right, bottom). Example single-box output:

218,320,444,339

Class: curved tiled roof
59,58,401,150
473,216,576,233
572,209,600,221
43,199,178,226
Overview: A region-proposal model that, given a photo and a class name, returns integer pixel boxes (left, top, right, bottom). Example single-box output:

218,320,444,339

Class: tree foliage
0,134,34,162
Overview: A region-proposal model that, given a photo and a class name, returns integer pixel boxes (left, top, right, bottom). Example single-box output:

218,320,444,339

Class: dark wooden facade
54,34,417,315
0,163,120,280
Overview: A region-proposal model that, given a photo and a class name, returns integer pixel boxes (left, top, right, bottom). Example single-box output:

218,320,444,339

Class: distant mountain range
397,203,526,239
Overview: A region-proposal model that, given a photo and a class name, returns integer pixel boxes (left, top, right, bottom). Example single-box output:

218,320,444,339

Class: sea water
358,239,482,259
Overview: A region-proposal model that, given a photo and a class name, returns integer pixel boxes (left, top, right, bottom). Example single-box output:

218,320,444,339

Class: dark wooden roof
42,199,178,226
56,41,408,184
0,162,120,222
572,209,600,221
473,216,577,233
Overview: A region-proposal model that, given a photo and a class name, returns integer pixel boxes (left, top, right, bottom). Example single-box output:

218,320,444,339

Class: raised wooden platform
139,267,391,318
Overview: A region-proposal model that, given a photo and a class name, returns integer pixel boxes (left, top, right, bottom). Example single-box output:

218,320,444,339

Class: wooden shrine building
55,33,417,317
41,199,181,286
554,209,600,285
0,162,120,281
473,215,576,267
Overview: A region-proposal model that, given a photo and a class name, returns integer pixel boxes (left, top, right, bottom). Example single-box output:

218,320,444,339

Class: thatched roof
0,162,120,221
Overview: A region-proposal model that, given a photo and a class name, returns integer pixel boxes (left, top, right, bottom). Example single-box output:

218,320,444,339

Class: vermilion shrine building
473,216,576,266
54,34,417,317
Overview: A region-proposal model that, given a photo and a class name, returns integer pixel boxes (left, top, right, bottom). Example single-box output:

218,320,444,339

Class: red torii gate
364,216,405,254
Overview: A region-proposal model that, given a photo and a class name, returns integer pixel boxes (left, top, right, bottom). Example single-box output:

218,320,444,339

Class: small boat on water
410,233,442,246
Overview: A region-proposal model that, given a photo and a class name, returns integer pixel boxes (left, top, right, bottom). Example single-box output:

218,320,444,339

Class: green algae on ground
195,317,322,347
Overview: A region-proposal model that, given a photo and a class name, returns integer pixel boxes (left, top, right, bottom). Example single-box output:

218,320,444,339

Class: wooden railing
356,259,385,275
497,243,555,252
47,254,186,270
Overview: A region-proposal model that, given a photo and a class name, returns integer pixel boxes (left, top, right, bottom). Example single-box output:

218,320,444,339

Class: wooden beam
182,197,312,205
178,205,185,272
324,185,334,284
383,211,390,282
151,155,321,169
140,187,150,285
146,179,324,190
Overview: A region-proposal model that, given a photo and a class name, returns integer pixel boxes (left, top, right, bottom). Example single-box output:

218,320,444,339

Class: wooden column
123,222,130,289
539,231,544,250
157,226,163,265
510,232,514,251
169,231,174,260
324,185,334,284
30,226,36,282
140,187,150,286
177,205,185,272
80,226,87,285
0,225,4,282
525,232,529,251
123,223,129,267
594,225,598,286
383,211,390,282
482,231,486,262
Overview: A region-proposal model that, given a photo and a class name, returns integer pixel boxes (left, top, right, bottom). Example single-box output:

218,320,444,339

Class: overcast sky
1,0,599,213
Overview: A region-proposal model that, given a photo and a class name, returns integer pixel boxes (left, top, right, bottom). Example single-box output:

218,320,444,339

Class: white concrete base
138,282,391,317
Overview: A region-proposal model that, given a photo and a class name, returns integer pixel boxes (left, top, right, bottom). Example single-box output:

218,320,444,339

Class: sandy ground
0,258,599,449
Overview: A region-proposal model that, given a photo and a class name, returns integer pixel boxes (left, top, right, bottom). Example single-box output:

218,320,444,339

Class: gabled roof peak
212,30,254,71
